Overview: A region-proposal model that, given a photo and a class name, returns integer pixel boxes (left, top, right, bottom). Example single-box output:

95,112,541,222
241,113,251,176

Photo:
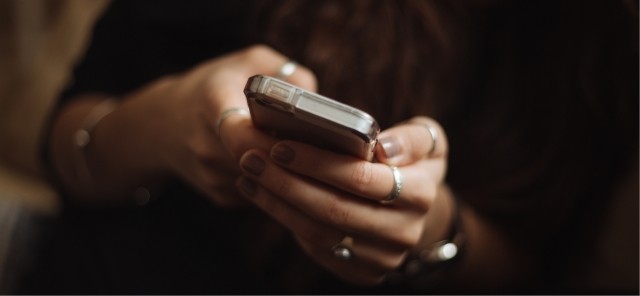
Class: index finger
214,45,318,156
213,45,318,116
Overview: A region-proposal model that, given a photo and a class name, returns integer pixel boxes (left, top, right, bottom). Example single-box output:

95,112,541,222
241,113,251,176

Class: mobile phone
244,75,380,161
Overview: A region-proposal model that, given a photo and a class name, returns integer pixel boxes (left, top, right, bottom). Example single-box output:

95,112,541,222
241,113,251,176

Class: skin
49,45,530,289
49,45,315,206
236,117,449,284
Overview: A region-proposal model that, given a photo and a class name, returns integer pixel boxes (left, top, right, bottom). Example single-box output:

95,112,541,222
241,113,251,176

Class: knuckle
350,162,375,192
201,62,228,88
190,138,213,162
273,177,293,197
242,44,272,61
324,199,351,226
202,85,219,108
392,223,422,249
293,67,318,90
414,180,437,211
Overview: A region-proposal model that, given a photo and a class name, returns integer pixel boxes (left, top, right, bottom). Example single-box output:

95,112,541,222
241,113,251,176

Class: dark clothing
20,0,639,294
19,1,350,294
60,0,253,100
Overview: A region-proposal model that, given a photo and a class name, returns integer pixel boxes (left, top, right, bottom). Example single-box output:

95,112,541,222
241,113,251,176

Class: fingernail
237,177,257,197
271,144,294,164
378,135,401,159
240,154,265,176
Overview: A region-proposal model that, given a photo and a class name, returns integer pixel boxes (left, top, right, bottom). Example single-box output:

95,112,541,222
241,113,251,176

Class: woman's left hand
236,116,449,285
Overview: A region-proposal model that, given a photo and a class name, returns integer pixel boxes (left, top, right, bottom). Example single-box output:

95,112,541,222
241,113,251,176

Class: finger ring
215,107,250,136
276,60,297,80
422,123,438,156
381,165,402,204
331,236,354,260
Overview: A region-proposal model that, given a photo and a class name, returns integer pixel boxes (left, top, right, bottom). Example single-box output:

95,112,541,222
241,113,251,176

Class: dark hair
250,0,473,127
250,0,638,289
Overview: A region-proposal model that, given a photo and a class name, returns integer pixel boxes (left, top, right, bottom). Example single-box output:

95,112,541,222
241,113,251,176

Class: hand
236,116,450,285
124,45,316,207
51,45,316,207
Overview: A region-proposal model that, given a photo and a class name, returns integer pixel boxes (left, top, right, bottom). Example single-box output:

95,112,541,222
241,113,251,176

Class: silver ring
215,107,250,136
381,166,402,204
422,123,438,156
331,236,354,260
276,60,297,80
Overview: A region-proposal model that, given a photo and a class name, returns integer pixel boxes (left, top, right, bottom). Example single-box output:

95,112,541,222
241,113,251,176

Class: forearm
48,93,167,203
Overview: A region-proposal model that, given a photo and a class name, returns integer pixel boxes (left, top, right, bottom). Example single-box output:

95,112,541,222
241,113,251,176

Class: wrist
409,187,466,270
386,184,467,287
86,96,170,203
50,95,163,204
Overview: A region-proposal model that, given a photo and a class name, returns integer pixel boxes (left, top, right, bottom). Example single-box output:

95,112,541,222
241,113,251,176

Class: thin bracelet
73,98,118,187
71,98,154,205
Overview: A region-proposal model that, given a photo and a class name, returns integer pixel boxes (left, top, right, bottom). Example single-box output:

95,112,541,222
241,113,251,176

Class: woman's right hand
49,45,316,207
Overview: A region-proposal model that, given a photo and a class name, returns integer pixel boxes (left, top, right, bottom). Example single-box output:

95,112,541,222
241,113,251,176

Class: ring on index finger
215,107,250,136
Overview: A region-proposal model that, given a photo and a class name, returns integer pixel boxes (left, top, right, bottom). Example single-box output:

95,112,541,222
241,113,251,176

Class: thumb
374,116,447,166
